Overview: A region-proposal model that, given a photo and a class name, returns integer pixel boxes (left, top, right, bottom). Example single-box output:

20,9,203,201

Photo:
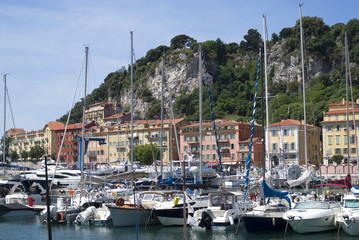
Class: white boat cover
285,169,311,188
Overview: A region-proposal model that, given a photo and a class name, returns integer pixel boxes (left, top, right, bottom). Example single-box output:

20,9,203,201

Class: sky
0,0,358,132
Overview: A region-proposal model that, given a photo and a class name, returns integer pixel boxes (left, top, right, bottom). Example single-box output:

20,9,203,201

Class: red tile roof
269,119,316,128
7,128,26,137
46,121,64,130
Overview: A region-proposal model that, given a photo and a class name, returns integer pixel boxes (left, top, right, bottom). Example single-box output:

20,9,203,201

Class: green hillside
58,17,359,127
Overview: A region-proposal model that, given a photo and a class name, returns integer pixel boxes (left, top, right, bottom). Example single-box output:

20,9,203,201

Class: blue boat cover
262,180,291,208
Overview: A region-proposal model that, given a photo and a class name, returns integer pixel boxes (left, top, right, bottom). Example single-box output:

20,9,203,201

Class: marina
1,1,359,240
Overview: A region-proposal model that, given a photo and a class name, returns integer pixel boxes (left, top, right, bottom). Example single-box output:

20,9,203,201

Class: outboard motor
198,209,214,229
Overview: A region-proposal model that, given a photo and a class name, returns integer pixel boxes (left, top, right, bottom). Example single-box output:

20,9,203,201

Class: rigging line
243,48,261,203
202,56,224,179
50,51,86,191
5,85,22,160
347,41,359,171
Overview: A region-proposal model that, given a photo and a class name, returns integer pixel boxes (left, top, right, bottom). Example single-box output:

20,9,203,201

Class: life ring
116,197,125,207
112,192,118,199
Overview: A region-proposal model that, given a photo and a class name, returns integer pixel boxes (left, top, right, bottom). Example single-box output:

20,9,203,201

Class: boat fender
229,216,234,225
112,192,118,199
116,197,125,207
57,212,64,221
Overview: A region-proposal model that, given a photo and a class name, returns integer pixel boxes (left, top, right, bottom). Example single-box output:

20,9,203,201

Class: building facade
266,119,321,166
8,122,63,160
85,102,121,125
85,118,189,165
322,99,359,165
179,120,263,168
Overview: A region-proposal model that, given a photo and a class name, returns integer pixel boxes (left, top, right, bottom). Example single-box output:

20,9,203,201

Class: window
230,144,235,149
344,135,348,145
351,135,356,144
283,129,288,136
328,135,332,145
272,143,278,153
336,125,340,131
231,153,235,159
283,143,288,151
351,148,356,154
291,129,295,136
328,148,332,155
230,134,235,139
271,130,277,137
206,145,210,150
335,135,340,145
327,125,332,132
343,148,348,154
328,114,331,121
335,148,341,154
290,142,295,150
335,114,339,120
206,154,210,160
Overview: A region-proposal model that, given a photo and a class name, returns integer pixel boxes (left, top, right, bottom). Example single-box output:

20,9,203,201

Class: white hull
339,221,359,236
108,206,158,227
288,215,337,233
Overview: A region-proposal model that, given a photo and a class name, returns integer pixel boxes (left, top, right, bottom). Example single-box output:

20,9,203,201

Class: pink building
180,120,263,168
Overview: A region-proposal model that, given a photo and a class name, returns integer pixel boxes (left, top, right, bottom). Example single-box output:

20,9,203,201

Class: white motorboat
189,191,243,230
0,202,35,219
75,205,112,226
155,191,208,226
108,190,181,227
283,201,341,233
336,187,359,236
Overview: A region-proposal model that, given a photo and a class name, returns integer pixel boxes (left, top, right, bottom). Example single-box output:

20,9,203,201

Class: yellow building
85,102,120,126
85,118,189,165
266,119,321,166
322,99,359,165
8,122,64,159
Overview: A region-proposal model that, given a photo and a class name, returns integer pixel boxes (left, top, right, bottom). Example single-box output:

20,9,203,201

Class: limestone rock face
120,50,213,118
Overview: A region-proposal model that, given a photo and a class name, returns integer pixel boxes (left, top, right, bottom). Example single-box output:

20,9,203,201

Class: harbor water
0,215,356,240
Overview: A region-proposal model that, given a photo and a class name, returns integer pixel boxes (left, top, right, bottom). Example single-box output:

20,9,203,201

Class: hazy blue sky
0,0,358,132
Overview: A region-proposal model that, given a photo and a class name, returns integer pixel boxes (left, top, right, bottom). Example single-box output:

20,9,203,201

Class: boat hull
288,216,337,233
108,206,158,227
338,219,359,236
242,215,288,231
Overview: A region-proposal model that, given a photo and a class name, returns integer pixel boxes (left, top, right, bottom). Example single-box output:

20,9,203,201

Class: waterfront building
85,102,121,125
54,121,96,164
85,118,189,165
179,120,263,168
266,119,321,166
8,121,63,160
322,99,359,165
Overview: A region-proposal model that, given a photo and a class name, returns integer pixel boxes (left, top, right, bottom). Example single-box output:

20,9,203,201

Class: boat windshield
293,201,329,210
345,199,359,208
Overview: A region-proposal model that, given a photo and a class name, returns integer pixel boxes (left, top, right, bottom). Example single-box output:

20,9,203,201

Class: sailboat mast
199,45,203,184
80,46,88,183
3,74,7,164
130,31,134,171
263,15,270,171
160,57,164,177
345,32,350,174
299,4,308,169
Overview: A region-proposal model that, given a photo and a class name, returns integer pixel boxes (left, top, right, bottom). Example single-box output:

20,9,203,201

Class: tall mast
160,56,164,177
130,31,134,171
299,4,308,169
345,32,350,174
80,46,88,183
3,74,7,164
199,45,203,184
263,15,270,171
